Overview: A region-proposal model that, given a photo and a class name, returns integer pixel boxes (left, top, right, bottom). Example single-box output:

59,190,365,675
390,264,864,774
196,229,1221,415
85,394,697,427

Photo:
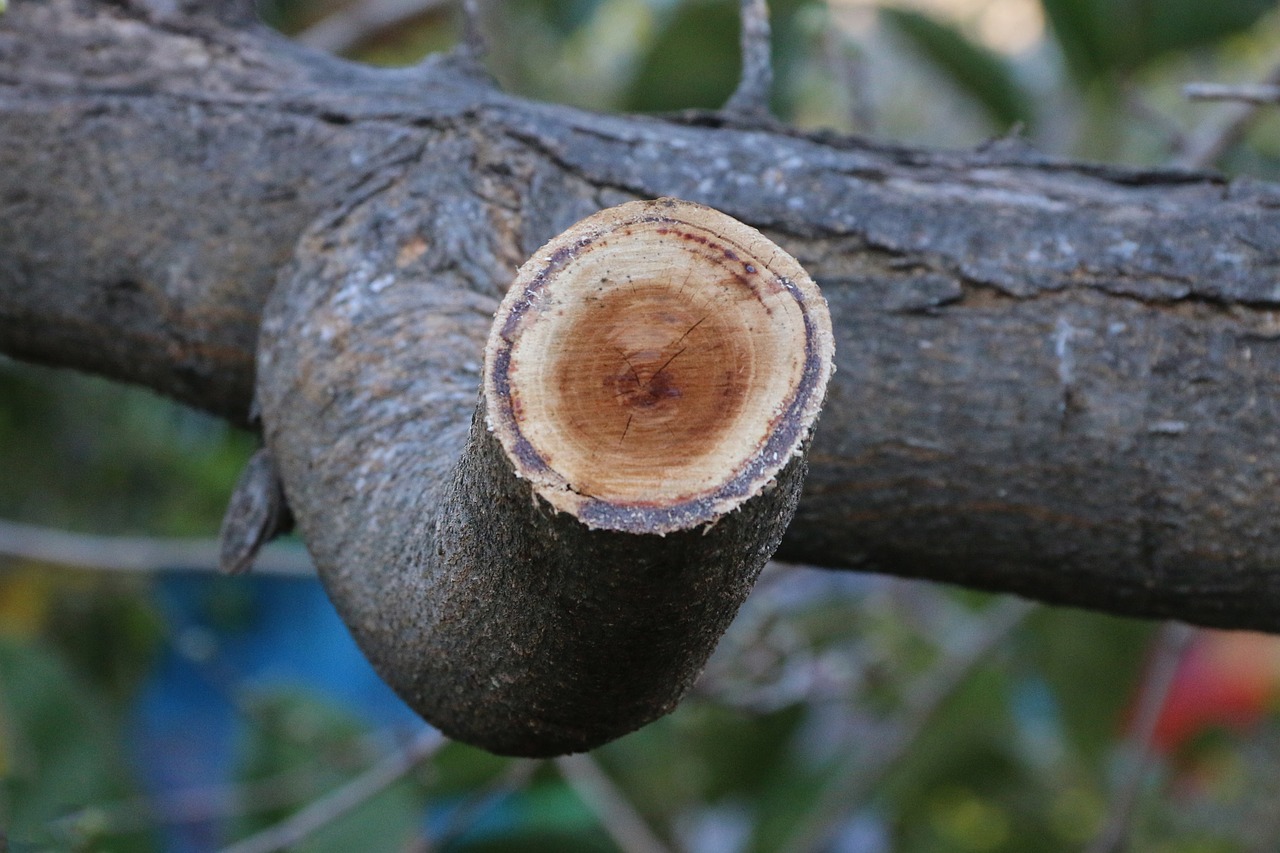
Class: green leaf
879,668,1064,853
622,0,820,117
43,578,164,707
1041,0,1276,81
1038,0,1111,81
0,359,255,537
623,2,742,112
1020,609,1152,765
518,0,607,34
1139,0,1275,59
0,637,148,851
880,7,1034,132
429,741,511,796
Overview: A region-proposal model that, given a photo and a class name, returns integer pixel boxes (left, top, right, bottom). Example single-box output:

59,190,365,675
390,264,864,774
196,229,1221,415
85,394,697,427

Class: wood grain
487,199,833,531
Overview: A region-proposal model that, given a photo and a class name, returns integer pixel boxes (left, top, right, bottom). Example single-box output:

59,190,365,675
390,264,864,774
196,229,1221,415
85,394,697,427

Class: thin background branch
55,763,350,836
783,596,1037,853
1176,54,1280,169
218,728,445,853
1085,622,1195,853
554,753,677,853
1184,82,1280,105
822,26,875,133
456,0,486,63
430,759,541,850
0,518,313,576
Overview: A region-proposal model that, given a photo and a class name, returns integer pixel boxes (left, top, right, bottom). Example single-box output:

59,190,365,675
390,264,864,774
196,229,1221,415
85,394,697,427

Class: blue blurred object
130,572,424,852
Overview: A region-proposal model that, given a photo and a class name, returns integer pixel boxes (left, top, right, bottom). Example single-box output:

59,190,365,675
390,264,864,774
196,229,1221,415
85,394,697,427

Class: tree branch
1183,82,1280,104
456,0,485,63
1086,622,1194,853
0,519,313,577
256,197,833,755
6,0,1280,753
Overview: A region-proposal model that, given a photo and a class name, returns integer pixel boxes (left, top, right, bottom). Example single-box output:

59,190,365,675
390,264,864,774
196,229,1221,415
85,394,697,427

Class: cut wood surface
486,198,833,533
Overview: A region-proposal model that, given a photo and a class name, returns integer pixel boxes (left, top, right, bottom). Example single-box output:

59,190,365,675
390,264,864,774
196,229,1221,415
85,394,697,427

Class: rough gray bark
5,0,1280,733
256,195,833,754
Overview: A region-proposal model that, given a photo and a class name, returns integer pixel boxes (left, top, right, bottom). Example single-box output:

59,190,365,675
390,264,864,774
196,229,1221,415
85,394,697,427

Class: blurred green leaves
1040,0,1277,82
1023,609,1151,765
624,1,743,112
874,0,1280,149
229,692,426,853
880,7,1034,131
623,0,820,116
0,637,150,852
0,358,254,536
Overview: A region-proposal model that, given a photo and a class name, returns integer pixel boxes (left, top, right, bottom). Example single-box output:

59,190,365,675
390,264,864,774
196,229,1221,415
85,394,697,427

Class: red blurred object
1146,630,1279,754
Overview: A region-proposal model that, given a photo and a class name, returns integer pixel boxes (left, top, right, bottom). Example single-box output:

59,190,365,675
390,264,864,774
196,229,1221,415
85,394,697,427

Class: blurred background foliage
5,0,1280,850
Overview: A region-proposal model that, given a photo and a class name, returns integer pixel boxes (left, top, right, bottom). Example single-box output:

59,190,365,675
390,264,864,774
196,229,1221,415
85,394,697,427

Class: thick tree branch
255,196,833,754
6,0,1280,748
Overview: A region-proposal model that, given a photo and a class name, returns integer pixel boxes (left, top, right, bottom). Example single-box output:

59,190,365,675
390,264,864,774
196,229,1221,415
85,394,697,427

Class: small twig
1121,81,1186,158
822,27,874,133
1183,82,1280,105
554,754,677,853
219,447,290,576
431,759,540,849
695,563,883,711
293,0,454,55
1085,622,1195,853
54,764,340,835
784,597,1037,853
723,0,774,118
1176,56,1280,169
0,518,313,576
456,0,486,63
218,728,445,853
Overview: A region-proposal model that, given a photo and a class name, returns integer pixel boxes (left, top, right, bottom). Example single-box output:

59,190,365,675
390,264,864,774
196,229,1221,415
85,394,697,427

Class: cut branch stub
409,197,834,754
257,193,833,757
485,197,832,533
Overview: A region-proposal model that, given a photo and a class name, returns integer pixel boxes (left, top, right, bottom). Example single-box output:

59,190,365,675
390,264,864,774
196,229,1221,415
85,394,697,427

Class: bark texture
256,195,830,754
5,0,1280,666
